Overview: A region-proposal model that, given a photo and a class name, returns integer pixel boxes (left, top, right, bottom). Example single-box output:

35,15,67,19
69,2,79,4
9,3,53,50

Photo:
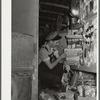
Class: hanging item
83,15,97,67
90,0,94,12
56,15,64,31
71,7,79,16
93,0,97,13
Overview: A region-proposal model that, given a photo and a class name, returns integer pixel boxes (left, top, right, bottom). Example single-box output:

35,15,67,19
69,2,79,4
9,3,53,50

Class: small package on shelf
77,85,96,97
66,56,80,65
64,48,83,65
77,79,96,97
64,48,82,57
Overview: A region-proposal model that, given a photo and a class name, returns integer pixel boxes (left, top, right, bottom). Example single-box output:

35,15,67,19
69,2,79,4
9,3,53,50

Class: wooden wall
12,0,38,100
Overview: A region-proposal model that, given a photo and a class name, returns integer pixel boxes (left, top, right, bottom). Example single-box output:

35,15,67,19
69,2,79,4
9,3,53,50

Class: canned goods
77,85,96,97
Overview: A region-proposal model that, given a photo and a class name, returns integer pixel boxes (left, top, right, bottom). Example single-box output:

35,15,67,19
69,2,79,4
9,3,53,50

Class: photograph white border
1,0,11,100
1,0,99,100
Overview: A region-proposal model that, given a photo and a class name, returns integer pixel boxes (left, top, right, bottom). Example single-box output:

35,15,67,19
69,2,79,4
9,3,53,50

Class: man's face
50,40,59,48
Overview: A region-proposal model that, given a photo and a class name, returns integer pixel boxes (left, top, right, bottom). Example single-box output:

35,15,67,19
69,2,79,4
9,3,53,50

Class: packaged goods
64,48,82,57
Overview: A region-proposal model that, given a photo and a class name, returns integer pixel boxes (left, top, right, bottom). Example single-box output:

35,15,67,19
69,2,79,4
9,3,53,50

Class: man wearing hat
39,31,67,90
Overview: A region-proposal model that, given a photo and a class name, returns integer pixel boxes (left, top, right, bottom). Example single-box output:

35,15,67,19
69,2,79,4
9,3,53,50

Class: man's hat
45,31,62,41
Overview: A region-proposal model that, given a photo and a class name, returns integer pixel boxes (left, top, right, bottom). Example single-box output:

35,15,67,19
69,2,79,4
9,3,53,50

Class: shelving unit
70,64,96,73
63,0,97,98
68,0,97,74
65,35,83,49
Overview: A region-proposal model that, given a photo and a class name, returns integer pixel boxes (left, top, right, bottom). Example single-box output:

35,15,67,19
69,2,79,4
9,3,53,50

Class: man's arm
40,48,66,69
44,56,62,69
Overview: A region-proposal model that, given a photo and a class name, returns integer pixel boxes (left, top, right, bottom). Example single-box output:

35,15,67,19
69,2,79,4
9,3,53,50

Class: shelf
78,96,96,100
70,64,96,73
66,35,82,39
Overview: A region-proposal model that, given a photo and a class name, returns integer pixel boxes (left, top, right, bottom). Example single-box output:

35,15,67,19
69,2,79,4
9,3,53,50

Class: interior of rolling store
39,0,97,100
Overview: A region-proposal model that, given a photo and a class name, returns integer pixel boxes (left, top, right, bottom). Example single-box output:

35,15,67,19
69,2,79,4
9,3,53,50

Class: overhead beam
39,16,56,21
40,21,67,27
40,2,69,9
39,26,45,28
39,21,53,25
40,10,64,15
39,19,56,24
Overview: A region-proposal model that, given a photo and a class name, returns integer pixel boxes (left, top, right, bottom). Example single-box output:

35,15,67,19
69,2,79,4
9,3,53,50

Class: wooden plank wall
12,0,38,100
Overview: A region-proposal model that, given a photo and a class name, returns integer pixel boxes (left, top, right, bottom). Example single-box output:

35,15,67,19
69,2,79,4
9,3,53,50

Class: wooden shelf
70,64,96,73
78,96,96,100
66,35,82,39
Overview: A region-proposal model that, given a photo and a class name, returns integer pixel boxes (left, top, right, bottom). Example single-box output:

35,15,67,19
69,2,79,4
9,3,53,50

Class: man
39,31,67,89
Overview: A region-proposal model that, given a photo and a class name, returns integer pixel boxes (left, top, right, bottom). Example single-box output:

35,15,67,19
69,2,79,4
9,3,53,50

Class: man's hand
60,50,67,59
60,53,66,59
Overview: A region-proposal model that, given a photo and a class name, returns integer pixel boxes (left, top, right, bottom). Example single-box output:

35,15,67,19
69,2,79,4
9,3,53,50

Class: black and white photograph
38,0,98,100
2,0,98,100
11,0,38,100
